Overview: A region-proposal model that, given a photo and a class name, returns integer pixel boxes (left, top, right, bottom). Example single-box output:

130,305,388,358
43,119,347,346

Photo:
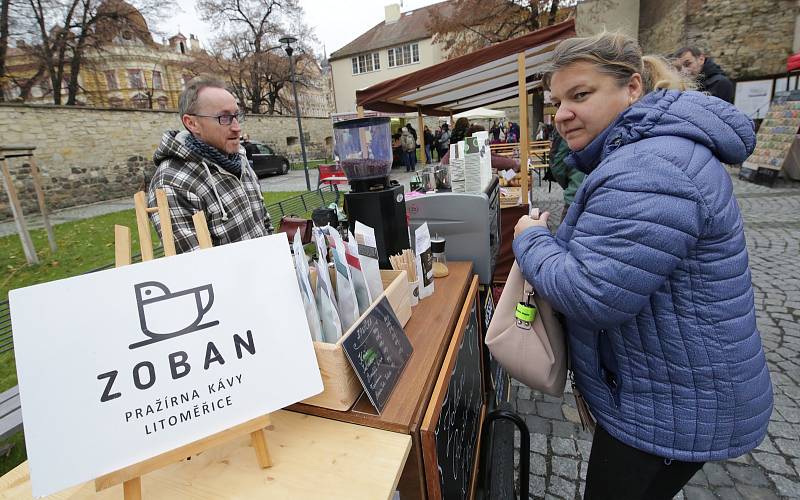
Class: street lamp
280,34,311,191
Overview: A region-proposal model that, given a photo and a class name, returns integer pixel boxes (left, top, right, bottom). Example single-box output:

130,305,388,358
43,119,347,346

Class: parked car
244,142,290,178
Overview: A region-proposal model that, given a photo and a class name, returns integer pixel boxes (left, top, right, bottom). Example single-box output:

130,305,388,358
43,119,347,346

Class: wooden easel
102,188,273,500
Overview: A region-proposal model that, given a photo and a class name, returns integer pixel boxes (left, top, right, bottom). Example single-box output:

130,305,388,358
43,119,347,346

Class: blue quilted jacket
513,90,772,461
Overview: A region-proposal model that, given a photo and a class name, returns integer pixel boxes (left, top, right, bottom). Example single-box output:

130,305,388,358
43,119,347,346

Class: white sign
734,80,773,119
10,235,323,497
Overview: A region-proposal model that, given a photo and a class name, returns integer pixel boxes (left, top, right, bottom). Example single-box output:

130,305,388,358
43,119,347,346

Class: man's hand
514,210,550,239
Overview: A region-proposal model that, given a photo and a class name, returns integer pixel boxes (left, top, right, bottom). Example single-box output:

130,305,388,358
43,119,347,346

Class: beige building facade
329,3,452,114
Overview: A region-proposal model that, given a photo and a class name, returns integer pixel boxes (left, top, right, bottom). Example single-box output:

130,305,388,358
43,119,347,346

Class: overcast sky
162,0,442,57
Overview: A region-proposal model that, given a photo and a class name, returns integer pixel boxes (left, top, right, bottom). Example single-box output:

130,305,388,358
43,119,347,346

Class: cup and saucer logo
130,281,220,349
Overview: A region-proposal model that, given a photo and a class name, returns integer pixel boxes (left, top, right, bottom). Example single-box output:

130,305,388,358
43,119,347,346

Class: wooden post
417,107,425,166
115,225,132,268
518,53,530,206
0,155,38,264
355,106,369,159
123,478,142,500
193,212,213,250
133,192,154,261
23,154,57,253
155,189,176,257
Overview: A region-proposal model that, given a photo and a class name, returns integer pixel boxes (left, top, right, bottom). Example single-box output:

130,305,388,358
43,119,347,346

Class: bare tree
197,0,318,114
0,0,10,101
13,0,170,105
428,0,572,59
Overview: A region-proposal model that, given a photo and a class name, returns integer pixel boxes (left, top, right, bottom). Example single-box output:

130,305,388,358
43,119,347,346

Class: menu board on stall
342,296,412,413
744,90,800,173
421,277,485,500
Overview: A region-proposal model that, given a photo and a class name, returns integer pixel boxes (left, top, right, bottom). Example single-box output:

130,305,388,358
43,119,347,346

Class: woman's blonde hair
542,32,694,94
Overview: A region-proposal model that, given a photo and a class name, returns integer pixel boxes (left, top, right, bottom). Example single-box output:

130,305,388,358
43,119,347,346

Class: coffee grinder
333,117,410,269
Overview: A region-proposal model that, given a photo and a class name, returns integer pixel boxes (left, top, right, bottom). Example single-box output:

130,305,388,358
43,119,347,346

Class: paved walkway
511,173,800,499
0,167,419,237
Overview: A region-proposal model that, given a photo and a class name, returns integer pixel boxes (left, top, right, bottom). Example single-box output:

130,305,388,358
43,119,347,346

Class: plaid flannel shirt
148,130,273,254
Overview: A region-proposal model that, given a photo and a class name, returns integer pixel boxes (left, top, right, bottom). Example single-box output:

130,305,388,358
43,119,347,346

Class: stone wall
639,0,798,79
0,104,334,219
684,0,797,79
639,0,687,56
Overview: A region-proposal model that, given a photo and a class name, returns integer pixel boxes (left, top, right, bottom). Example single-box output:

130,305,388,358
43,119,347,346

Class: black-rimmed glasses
188,111,245,125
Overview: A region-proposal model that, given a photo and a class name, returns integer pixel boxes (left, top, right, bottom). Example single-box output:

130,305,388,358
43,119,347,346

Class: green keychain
516,301,537,323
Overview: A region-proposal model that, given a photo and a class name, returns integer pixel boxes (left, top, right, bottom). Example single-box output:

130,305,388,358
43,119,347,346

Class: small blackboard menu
422,279,485,500
342,296,413,413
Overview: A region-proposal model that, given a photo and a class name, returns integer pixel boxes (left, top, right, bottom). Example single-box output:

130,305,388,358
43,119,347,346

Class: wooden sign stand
103,188,273,500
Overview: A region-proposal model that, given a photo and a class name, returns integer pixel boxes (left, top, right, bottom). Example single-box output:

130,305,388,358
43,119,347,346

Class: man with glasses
148,75,273,253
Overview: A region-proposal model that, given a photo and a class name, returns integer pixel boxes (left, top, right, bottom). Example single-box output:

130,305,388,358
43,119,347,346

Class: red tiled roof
329,1,454,61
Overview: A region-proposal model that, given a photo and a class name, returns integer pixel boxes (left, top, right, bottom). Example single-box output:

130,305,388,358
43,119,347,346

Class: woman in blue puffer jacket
513,32,772,500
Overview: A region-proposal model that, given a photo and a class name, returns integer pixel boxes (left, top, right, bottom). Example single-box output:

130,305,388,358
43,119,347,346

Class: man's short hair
178,75,228,117
674,46,703,59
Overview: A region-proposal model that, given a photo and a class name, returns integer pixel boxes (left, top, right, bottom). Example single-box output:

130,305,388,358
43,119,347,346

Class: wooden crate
302,269,411,410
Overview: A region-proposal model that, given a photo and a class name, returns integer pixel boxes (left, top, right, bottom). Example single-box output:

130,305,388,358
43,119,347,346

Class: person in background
513,32,771,500
400,126,416,172
148,75,272,253
391,132,402,168
433,126,442,161
423,125,434,164
240,133,258,169
438,122,451,158
450,117,470,145
673,46,734,103
405,122,417,142
490,121,502,143
505,121,519,142
548,128,585,222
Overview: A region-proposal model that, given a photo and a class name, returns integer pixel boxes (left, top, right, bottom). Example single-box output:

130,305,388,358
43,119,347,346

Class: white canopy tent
453,107,506,120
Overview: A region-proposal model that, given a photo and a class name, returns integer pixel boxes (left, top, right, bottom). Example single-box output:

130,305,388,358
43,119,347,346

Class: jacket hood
154,130,204,166
568,90,756,173
701,58,727,80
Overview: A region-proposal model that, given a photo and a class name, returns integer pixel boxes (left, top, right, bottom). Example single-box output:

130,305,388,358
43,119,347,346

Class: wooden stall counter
290,261,475,500
0,411,411,500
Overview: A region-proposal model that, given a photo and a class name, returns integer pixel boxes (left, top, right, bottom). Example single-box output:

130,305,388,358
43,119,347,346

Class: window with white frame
388,42,419,68
351,52,381,74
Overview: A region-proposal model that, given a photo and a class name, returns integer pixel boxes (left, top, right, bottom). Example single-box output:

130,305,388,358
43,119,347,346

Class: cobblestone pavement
512,172,800,499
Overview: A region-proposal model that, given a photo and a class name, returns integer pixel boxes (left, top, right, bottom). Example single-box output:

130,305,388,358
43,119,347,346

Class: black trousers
584,425,704,500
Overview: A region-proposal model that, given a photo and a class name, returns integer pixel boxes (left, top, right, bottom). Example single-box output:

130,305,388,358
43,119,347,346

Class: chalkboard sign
341,296,413,413
421,277,485,500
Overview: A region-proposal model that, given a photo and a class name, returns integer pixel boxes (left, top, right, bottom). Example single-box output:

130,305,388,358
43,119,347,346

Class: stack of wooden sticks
389,249,417,284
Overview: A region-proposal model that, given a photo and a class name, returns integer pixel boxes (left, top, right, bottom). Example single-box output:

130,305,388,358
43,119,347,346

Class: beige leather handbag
485,260,567,397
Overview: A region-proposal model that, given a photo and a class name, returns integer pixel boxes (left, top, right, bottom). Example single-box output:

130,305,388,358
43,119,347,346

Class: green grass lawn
0,190,306,474
0,430,26,477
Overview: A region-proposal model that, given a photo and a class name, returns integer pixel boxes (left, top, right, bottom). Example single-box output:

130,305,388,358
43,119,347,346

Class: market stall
1,19,576,500
356,18,575,206
346,18,576,498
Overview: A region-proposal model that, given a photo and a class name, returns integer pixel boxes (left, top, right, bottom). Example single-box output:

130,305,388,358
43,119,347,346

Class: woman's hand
514,211,550,239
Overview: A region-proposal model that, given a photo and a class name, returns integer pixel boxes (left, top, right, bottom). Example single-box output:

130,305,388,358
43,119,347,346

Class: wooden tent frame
104,189,273,500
